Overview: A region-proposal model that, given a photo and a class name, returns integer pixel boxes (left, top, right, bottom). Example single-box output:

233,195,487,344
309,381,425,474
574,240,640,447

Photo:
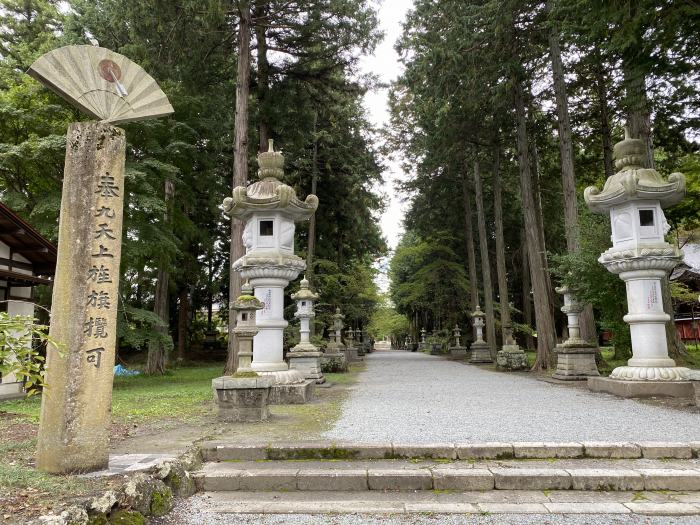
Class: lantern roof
585,129,685,213
291,276,319,301
231,282,264,311
472,304,485,318
223,139,318,221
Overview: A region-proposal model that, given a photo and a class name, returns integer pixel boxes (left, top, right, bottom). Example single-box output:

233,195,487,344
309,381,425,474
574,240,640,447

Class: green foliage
0,311,63,396
550,210,631,359
368,303,409,340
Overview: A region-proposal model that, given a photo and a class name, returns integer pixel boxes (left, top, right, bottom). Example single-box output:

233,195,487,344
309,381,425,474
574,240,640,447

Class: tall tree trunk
624,66,654,169
593,52,614,179
461,170,479,314
255,0,270,152
521,228,535,350
306,110,319,273
492,148,514,346
226,0,252,375
548,7,598,345
513,78,556,370
176,286,189,361
473,159,497,357
148,179,175,374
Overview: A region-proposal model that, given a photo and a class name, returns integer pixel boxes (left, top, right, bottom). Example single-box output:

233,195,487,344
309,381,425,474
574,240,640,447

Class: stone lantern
450,324,467,358
552,286,599,380
470,305,492,363
419,328,428,351
212,282,272,422
223,139,318,404
496,309,528,371
358,328,367,357
288,276,324,384
322,307,347,372
345,327,359,362
585,129,691,396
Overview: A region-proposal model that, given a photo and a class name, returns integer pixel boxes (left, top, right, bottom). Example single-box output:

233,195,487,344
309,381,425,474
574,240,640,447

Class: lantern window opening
639,209,655,227
241,313,248,321
259,220,274,236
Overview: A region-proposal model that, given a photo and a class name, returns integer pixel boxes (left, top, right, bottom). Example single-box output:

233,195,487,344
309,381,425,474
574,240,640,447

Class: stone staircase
190,441,700,515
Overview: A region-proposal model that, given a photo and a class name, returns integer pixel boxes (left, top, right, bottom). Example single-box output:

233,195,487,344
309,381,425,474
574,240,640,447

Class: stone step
192,490,700,515
194,460,700,492
200,440,700,461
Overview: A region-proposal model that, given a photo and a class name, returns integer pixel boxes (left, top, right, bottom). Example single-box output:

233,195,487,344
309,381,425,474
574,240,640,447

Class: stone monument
496,307,528,370
552,286,599,380
419,328,428,351
345,327,360,362
469,305,492,363
449,324,468,358
223,139,318,404
213,283,272,421
357,329,368,357
288,277,325,384
31,45,173,473
322,307,347,372
585,128,692,398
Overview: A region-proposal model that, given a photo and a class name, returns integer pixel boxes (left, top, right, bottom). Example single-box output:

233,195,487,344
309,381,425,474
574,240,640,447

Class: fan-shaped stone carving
28,45,173,124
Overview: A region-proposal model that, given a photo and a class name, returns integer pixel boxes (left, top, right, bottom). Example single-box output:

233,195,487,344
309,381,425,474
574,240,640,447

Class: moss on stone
109,510,146,524
149,488,173,517
166,471,182,490
87,515,109,525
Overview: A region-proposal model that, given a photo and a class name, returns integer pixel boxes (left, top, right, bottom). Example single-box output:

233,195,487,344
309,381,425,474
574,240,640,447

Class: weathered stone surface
320,352,347,373
432,468,494,490
296,469,368,491
638,468,700,490
624,502,700,515
544,502,630,514
121,473,173,516
469,341,492,363
213,375,271,422
36,121,126,474
238,469,299,491
392,443,456,459
456,443,514,459
553,346,599,380
512,442,584,458
567,468,644,491
267,379,315,405
89,490,118,514
639,442,693,459
588,376,694,398
288,352,324,383
476,503,549,513
367,469,433,490
492,468,572,490
202,442,266,462
449,346,468,358
582,442,641,458
496,346,528,371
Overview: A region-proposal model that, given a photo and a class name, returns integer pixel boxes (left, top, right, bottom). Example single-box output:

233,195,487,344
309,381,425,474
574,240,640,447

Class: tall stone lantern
345,327,359,362
288,277,324,384
469,305,492,363
223,139,318,403
323,307,347,372
450,324,467,358
585,129,691,396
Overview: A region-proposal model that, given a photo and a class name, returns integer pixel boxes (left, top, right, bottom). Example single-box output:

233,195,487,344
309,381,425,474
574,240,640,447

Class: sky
359,0,414,292
359,0,414,251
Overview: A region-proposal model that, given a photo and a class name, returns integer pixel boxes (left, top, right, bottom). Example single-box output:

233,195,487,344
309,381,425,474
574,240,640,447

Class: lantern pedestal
553,287,599,380
450,346,467,358
469,341,492,363
496,344,528,370
213,375,273,422
588,376,693,399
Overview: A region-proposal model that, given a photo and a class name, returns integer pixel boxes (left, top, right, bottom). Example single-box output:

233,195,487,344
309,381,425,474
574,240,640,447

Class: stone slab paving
79,453,175,477
152,491,700,524
323,352,700,443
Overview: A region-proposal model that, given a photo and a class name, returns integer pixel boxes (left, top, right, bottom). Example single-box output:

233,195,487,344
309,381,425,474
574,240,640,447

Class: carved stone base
288,351,325,384
588,376,693,399
268,379,315,405
553,345,599,380
0,381,24,400
345,347,360,363
469,342,493,363
257,369,307,385
450,346,468,358
321,352,347,373
610,365,691,381
496,345,528,370
212,375,272,422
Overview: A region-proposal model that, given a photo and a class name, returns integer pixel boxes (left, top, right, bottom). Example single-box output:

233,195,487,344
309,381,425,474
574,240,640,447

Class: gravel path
323,351,700,443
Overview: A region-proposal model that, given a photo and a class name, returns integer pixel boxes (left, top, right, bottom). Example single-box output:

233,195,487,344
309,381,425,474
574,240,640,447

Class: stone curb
201,440,700,461
194,465,700,492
